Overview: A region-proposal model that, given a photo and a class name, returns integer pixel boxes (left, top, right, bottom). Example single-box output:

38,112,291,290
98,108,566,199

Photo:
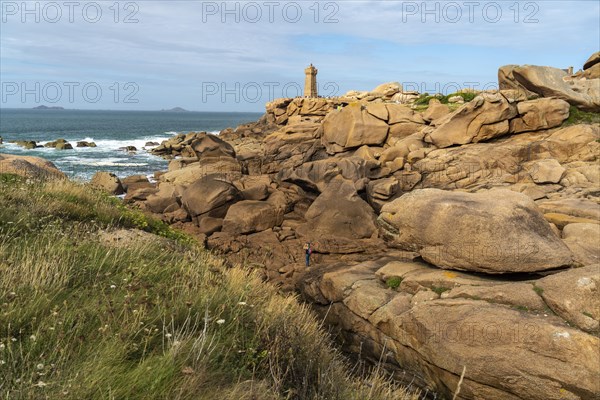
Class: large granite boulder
322,103,389,154
509,98,570,133
0,154,66,180
89,171,124,195
525,159,566,184
159,158,242,187
378,189,574,273
181,174,241,220
277,157,373,193
296,178,379,253
424,93,517,148
222,200,283,235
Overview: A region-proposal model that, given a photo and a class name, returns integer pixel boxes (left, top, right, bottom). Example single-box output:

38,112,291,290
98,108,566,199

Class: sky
0,0,599,111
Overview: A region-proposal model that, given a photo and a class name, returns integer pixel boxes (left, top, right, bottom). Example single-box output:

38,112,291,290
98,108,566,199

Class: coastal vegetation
0,174,417,400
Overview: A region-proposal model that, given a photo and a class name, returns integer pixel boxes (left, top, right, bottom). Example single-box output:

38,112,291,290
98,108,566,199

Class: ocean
0,109,262,181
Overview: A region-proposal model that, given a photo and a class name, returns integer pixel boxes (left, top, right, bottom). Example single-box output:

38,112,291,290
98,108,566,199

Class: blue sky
1,0,599,111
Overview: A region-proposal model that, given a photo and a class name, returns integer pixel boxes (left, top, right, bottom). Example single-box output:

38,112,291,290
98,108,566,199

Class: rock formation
118,54,599,399
0,154,66,179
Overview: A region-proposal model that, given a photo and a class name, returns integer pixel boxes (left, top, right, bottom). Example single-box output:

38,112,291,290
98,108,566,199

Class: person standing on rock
304,242,312,267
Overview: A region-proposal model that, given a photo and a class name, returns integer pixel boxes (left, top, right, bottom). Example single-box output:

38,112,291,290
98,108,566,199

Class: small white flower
49,327,55,331
1,360,5,365
216,319,225,325
165,333,172,338
10,337,16,342
110,285,116,289
36,363,44,370
29,335,36,341
237,302,247,306
0,343,5,350
35,381,47,387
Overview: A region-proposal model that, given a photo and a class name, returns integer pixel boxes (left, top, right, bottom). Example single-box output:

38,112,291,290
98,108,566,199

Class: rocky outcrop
151,131,236,160
422,94,571,149
45,139,73,150
301,257,600,400
509,98,570,133
12,140,40,149
499,63,600,112
134,55,599,399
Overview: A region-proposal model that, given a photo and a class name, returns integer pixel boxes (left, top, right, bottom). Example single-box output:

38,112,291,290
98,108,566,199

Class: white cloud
1,0,597,110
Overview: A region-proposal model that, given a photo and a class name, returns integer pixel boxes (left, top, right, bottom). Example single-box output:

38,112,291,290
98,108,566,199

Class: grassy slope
0,175,417,400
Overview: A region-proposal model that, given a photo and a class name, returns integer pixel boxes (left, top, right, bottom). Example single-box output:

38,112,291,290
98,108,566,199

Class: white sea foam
77,160,148,167
74,136,171,151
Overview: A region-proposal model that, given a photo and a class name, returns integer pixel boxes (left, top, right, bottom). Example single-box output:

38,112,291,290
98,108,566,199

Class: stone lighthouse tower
304,64,318,98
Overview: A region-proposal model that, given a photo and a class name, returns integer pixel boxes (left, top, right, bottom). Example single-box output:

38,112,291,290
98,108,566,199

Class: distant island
33,105,65,110
160,107,188,112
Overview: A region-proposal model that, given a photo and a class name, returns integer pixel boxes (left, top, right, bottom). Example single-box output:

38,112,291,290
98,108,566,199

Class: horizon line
0,107,265,113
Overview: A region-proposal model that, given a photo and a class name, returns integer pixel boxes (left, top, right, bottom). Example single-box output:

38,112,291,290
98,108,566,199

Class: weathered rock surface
537,265,600,333
181,174,241,220
90,171,124,195
424,92,517,148
500,64,600,112
583,51,600,70
509,98,570,133
322,103,389,153
296,179,380,253
562,224,600,266
0,154,66,180
301,258,600,400
379,189,573,273
222,200,283,235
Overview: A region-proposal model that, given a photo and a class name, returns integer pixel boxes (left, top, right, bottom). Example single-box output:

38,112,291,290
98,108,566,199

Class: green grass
0,176,417,400
413,91,478,107
562,106,600,126
532,285,544,296
385,277,402,290
431,286,451,295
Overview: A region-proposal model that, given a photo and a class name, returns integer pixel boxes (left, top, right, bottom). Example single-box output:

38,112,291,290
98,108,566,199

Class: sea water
0,109,262,180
